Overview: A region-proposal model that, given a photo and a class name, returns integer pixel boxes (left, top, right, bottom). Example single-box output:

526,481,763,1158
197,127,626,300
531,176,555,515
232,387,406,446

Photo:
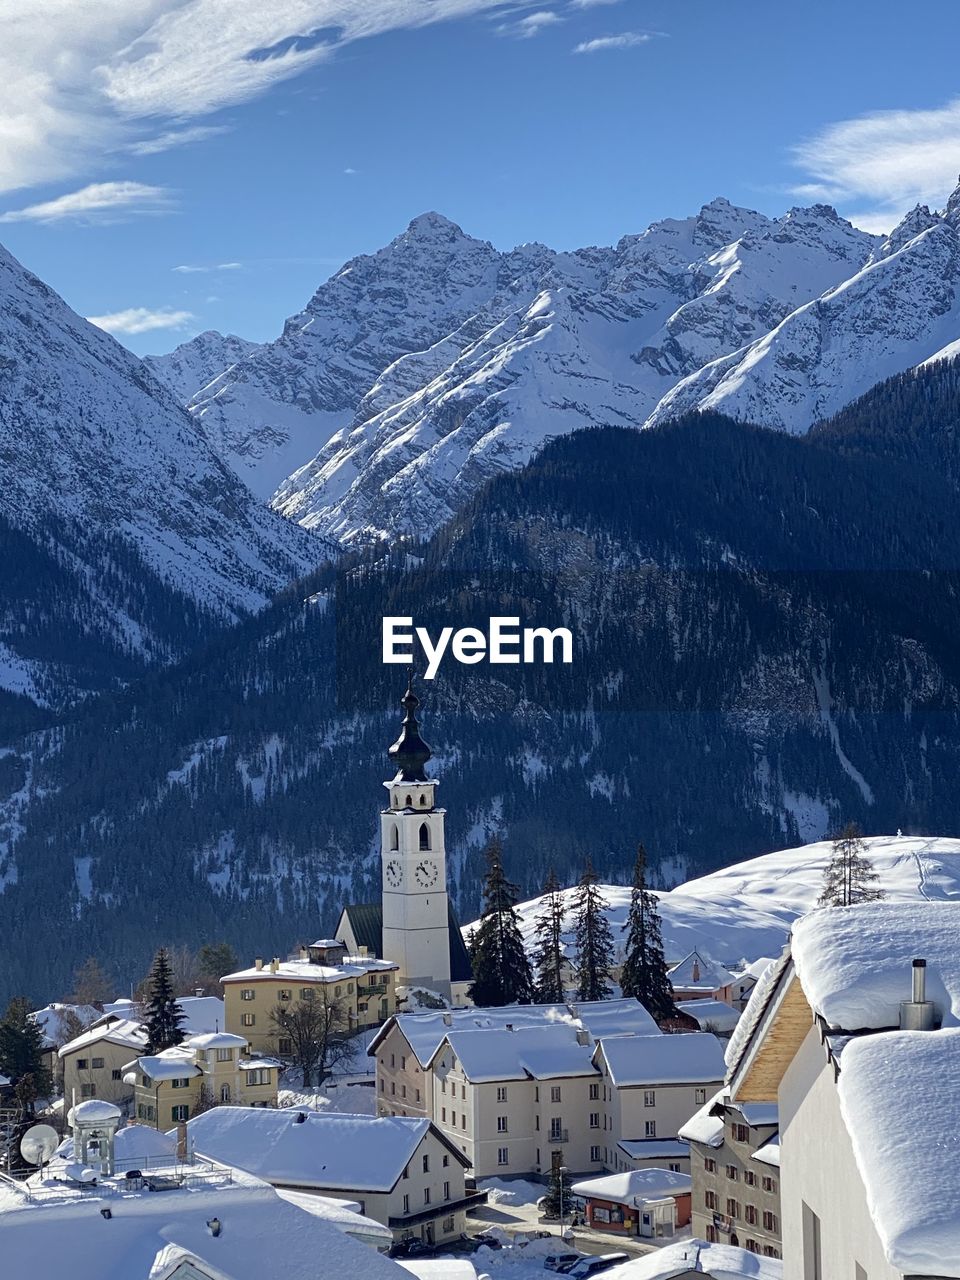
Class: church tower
381,676,452,998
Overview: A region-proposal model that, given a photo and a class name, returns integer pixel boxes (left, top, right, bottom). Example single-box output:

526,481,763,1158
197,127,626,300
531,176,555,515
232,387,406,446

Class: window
278,1037,292,1055
402,1086,407,1098
802,1203,821,1280
279,989,292,1001
497,1086,508,1102
726,1165,739,1181
550,1086,561,1103
733,1123,750,1143
762,1210,778,1233
241,1012,255,1027
644,1121,656,1138
764,1248,781,1260
497,1147,509,1166
216,1048,232,1062
300,988,315,1001
726,1199,739,1219
442,1155,449,1167
391,1082,396,1095
704,1158,717,1173
390,824,399,850
589,1083,599,1100
497,1116,508,1133
424,1188,431,1205
442,1216,455,1233
91,1056,104,1069
348,983,354,994
403,1194,410,1214
416,1089,421,1103
80,1083,95,1098
705,1191,718,1210
241,989,255,1001
451,1112,456,1126
335,986,342,998
669,1163,681,1173
401,1056,406,1070
549,1118,564,1141
442,1107,447,1122
419,823,431,851
461,1085,466,1099
171,1105,189,1122
762,1176,777,1193
111,1069,122,1081
220,1084,231,1103
441,1080,446,1094
744,1169,756,1187
171,1078,191,1089
391,1053,396,1068
590,1145,601,1162
443,1181,450,1200
535,1116,540,1131
462,1114,467,1130
589,1113,600,1128
643,1090,656,1107
402,1165,409,1180
380,1080,385,1093
695,1088,707,1104
246,1069,271,1086
745,1205,758,1225
422,1154,430,1173
76,1058,88,1069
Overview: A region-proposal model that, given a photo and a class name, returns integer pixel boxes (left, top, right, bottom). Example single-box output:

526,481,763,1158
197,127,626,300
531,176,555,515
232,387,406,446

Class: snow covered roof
275,1189,393,1245
678,1091,726,1148
595,1033,726,1088
0,1161,405,1280
668,950,736,993
723,948,791,1073
176,996,227,1035
58,1016,147,1059
751,1134,780,1169
223,957,396,983
185,1032,248,1050
677,1000,741,1034
571,1168,692,1204
132,1049,202,1082
616,1139,690,1161
791,902,960,1031
0,1072,10,1087
438,1024,596,1083
837,1026,960,1274
31,1003,100,1047
574,999,660,1038
371,1004,571,1066
184,1107,466,1191
70,1098,122,1125
602,1238,783,1279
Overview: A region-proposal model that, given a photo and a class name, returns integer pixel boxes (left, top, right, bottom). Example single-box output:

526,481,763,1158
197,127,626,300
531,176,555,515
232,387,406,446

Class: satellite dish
20,1123,59,1166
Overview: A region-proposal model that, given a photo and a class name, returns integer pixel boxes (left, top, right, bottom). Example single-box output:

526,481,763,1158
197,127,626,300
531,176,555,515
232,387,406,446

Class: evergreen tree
619,843,679,1022
197,942,239,994
468,838,534,1007
142,948,186,1053
818,822,886,907
0,997,53,1108
68,957,113,1009
531,869,567,1003
572,859,614,1002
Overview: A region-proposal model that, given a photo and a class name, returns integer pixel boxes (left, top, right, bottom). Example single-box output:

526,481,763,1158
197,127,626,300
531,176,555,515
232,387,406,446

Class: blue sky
2,0,960,354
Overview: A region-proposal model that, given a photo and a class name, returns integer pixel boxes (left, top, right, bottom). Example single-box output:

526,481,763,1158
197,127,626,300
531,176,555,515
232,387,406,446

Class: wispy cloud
128,125,230,157
172,261,243,274
0,2,515,196
0,180,172,224
87,306,195,336
568,0,625,7
792,98,960,232
573,30,652,53
344,166,358,175
499,9,563,38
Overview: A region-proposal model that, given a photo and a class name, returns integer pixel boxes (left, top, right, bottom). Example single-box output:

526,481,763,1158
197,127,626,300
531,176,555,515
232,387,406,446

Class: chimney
576,1029,589,1047
442,1012,452,1027
899,958,937,1031
255,956,263,972
359,945,369,958
270,957,280,974
299,946,308,961
194,987,203,998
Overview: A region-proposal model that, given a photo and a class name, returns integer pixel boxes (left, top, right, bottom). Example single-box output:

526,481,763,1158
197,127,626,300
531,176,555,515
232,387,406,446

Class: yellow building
222,940,399,1056
126,1031,279,1130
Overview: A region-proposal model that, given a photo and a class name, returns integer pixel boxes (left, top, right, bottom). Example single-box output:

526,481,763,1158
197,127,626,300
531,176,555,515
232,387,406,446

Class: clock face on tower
414,858,439,889
385,859,404,889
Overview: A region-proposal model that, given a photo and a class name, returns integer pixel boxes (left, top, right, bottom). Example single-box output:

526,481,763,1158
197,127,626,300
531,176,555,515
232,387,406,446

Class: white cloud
568,0,624,7
344,166,358,175
172,261,243,273
499,9,562,37
0,1,513,195
792,98,960,232
86,306,195,335
573,30,652,53
0,180,171,224
128,124,230,157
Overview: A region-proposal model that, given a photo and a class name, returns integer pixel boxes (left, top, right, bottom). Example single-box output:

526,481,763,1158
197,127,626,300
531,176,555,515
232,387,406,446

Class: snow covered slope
490,835,960,972
174,203,876,543
144,330,262,404
0,240,324,700
646,188,960,432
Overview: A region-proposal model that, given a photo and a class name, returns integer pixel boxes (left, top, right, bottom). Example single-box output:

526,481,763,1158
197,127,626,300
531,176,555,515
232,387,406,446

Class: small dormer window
419,823,431,851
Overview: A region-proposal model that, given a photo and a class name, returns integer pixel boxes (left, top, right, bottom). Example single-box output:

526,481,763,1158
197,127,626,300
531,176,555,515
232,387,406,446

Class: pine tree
0,997,53,1109
619,843,678,1022
818,822,886,907
468,838,534,1007
531,869,567,1003
572,858,614,1002
142,948,187,1053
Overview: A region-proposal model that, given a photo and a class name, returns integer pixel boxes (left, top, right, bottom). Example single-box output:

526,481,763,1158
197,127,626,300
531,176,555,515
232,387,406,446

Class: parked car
544,1252,581,1272
566,1254,630,1278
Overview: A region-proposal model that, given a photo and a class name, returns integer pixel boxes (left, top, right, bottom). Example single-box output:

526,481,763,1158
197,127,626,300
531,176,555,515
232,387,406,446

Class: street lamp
558,1166,570,1239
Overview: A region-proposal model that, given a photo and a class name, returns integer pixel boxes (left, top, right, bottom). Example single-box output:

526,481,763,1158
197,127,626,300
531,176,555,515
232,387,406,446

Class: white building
726,902,960,1280
184,1106,481,1246
668,951,738,1005
336,678,473,1005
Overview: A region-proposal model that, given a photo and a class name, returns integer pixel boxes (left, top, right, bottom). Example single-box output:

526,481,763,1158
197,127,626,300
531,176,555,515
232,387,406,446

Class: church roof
340,902,473,984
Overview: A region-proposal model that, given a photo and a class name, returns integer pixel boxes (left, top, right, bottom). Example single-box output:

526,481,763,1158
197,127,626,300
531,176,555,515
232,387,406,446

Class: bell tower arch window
389,825,399,851
419,823,431,851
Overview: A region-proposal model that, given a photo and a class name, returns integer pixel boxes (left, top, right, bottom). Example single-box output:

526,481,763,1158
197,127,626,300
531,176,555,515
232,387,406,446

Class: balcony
548,1129,569,1144
361,983,389,996
388,1190,488,1228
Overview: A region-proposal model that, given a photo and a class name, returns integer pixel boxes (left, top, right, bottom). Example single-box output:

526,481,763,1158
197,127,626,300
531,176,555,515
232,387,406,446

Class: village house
667,951,739,1005
221,941,400,1054
126,1031,279,1128
183,1106,483,1247
679,1089,781,1257
571,1167,693,1240
592,1033,726,1174
726,902,960,1280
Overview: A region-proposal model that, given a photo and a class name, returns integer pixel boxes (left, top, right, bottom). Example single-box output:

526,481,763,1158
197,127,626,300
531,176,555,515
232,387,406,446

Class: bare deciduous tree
268,989,353,1088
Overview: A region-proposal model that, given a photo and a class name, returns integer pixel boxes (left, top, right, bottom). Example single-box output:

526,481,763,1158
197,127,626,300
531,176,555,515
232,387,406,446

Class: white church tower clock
381,676,452,997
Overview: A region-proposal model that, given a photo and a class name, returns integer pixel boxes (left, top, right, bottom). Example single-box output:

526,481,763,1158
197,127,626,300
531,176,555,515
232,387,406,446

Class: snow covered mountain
167,202,877,545
144,331,262,405
0,241,324,703
646,189,960,432
498,835,960,973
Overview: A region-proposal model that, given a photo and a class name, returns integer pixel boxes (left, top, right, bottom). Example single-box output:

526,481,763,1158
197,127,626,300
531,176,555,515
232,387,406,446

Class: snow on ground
279,1078,377,1115
483,836,960,973
479,1178,546,1209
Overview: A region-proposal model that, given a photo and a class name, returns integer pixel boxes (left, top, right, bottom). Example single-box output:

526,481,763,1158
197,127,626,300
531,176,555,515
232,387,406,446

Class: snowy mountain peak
401,210,474,242
878,204,941,259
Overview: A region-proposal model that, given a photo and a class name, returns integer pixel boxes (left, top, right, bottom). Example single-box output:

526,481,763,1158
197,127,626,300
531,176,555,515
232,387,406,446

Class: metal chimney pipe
900,957,936,1031
912,958,927,1004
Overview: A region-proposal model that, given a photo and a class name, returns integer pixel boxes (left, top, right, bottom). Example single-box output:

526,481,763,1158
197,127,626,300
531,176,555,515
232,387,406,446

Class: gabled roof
594,1033,726,1088
368,1003,571,1064
435,1024,597,1083
338,902,473,983
667,949,736,992
58,1017,147,1059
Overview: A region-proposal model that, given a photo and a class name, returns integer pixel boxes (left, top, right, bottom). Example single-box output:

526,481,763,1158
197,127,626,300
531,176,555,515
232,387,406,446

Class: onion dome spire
388,671,432,782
